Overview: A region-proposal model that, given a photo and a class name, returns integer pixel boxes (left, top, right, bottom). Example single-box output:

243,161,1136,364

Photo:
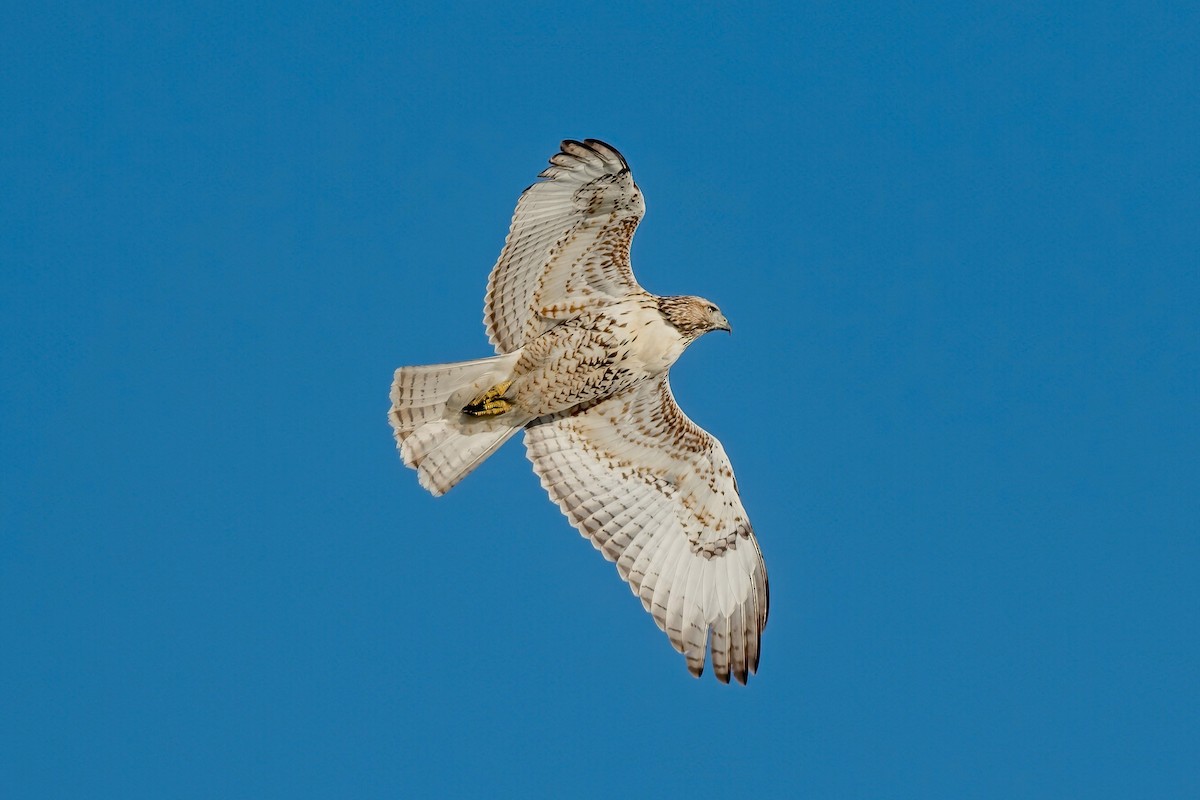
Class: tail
388,353,531,496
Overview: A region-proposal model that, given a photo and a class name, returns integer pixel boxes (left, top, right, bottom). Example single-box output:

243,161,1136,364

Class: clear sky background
3,2,1197,797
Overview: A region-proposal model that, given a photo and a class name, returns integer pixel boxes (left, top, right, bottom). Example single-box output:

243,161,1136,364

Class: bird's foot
462,380,514,417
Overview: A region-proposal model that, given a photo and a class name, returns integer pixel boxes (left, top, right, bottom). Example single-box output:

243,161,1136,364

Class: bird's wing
484,139,646,354
524,374,769,684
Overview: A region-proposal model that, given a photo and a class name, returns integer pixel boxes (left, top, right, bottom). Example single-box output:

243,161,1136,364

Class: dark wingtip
548,139,630,175
581,138,630,169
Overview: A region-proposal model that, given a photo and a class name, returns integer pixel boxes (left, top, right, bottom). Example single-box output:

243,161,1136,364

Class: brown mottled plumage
389,139,768,684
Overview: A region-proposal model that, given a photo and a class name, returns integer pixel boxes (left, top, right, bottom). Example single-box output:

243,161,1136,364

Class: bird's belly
510,310,678,416
512,350,644,416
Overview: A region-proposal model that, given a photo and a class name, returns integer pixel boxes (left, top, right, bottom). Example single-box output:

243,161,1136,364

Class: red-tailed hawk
389,139,768,683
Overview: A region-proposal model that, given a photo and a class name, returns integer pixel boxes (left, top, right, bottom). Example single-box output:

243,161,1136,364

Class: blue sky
2,2,1197,797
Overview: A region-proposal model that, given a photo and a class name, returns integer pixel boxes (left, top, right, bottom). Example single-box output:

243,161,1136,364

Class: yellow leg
462,380,514,417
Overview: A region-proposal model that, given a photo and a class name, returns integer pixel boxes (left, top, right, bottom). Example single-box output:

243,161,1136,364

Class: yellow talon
462,380,514,417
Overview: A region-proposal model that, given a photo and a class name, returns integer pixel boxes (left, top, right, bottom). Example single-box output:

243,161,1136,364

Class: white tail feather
389,353,529,495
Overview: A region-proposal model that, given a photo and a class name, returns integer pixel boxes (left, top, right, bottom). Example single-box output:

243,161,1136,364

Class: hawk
389,139,768,683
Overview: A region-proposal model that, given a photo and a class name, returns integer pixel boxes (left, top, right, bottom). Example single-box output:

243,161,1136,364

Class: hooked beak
715,313,732,333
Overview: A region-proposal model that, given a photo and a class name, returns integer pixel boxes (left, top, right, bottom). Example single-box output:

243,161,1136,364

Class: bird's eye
707,304,718,312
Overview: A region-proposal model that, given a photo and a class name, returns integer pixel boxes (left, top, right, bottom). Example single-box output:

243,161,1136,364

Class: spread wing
524,374,769,684
484,139,646,354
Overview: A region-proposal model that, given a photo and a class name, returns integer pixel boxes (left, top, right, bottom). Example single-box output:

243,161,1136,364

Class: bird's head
658,295,732,339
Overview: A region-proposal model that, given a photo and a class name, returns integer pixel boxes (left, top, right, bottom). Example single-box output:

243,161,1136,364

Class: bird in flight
389,139,768,683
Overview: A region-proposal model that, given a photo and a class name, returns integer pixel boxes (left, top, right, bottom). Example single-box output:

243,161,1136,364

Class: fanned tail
388,353,530,496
